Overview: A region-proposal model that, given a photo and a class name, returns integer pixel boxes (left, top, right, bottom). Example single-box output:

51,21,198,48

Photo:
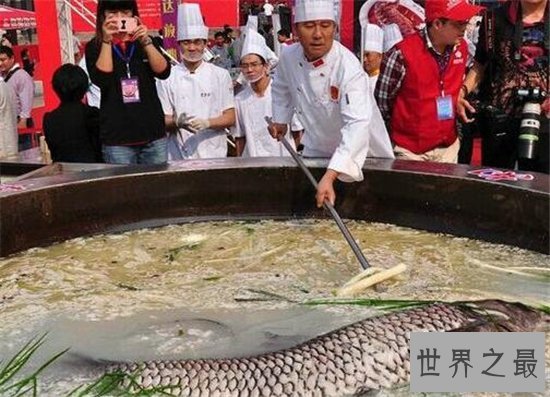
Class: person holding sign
85,0,170,165
375,0,483,163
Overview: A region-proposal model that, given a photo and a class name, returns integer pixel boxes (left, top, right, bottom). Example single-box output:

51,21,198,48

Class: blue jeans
18,134,33,151
102,137,168,165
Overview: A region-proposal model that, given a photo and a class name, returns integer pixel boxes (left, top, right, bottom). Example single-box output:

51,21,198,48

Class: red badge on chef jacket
312,58,324,68
330,85,340,101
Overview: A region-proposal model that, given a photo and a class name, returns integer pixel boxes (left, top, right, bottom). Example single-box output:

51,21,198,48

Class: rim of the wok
1,157,548,256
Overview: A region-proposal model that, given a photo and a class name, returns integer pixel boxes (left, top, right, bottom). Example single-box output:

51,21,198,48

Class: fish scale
109,304,463,395
109,301,546,396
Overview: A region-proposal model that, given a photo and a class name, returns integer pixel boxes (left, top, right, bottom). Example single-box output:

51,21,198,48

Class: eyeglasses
240,62,263,70
180,39,206,46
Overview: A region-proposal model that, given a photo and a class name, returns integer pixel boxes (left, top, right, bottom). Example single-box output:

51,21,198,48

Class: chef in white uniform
233,29,298,158
269,0,394,208
234,19,280,89
362,24,384,95
157,3,235,160
0,80,17,158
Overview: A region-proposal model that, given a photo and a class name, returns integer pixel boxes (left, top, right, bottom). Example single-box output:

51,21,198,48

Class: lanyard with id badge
113,43,141,104
436,78,453,121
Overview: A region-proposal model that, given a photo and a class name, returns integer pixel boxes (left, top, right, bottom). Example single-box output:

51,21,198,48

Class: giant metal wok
1,158,548,257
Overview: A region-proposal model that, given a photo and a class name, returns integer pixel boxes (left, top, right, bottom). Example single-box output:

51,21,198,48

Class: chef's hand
265,116,288,141
316,169,338,208
175,113,194,129
189,118,211,131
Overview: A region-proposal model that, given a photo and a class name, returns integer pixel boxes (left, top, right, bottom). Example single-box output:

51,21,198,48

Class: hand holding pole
265,116,370,270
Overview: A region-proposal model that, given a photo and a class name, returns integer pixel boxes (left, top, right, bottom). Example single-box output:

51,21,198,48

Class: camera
517,87,545,102
115,17,137,33
517,87,546,160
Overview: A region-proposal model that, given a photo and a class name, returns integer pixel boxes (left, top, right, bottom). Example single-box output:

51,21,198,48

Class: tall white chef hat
245,15,259,32
177,3,209,41
294,0,336,24
362,24,384,53
383,23,403,52
240,28,270,61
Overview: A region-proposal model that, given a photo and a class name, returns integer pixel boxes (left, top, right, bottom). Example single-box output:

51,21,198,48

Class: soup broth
0,220,547,395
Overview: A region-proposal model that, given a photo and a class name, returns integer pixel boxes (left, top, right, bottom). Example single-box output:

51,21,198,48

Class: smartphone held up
115,16,138,33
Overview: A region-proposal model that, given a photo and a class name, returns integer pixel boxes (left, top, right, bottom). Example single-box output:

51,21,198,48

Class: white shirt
368,74,378,96
272,41,394,182
0,81,18,157
3,63,33,119
78,57,101,108
157,61,235,160
234,79,296,157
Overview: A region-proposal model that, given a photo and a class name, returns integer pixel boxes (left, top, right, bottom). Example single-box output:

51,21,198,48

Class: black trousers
457,120,477,165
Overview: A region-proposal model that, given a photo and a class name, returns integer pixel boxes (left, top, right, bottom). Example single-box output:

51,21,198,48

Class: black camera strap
513,3,523,62
3,65,21,82
484,6,494,55
482,6,496,100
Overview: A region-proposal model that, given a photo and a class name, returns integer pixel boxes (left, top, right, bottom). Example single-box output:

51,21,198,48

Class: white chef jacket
234,80,296,157
157,61,235,160
0,80,18,158
272,41,394,182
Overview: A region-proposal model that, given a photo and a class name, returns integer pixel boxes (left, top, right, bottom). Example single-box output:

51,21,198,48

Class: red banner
0,5,36,30
34,0,61,111
137,0,162,29
160,0,179,62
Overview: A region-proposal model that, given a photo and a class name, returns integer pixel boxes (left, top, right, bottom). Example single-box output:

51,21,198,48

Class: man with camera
85,0,170,165
156,3,235,160
375,0,484,164
457,0,549,174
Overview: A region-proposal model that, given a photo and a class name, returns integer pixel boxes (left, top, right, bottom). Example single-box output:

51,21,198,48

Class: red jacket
390,33,468,154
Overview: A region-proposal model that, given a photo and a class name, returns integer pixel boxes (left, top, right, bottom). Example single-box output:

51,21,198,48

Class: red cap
425,0,484,22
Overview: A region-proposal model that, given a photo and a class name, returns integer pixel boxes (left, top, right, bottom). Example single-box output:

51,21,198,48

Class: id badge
436,95,453,120
120,77,141,104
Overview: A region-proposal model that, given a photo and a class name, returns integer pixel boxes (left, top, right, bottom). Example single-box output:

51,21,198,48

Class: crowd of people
0,0,548,201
